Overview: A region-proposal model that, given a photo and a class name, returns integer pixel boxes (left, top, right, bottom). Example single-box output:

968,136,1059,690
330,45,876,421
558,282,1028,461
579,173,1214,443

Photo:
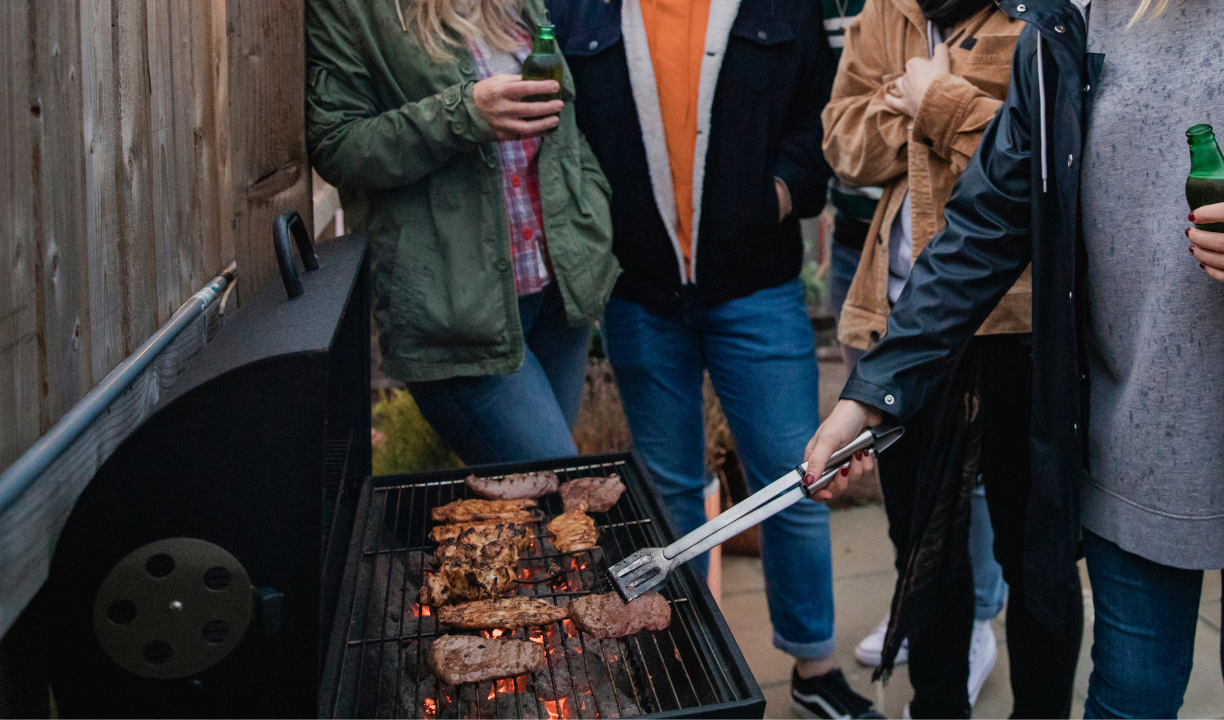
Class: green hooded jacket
305,0,620,383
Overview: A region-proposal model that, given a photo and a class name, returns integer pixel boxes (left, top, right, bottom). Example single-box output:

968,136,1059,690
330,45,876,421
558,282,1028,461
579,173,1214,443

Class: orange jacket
822,0,1030,351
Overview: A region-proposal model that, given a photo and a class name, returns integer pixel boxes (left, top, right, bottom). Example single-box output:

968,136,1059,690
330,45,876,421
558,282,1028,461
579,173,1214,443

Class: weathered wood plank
168,2,204,300
210,0,235,276
0,0,42,472
80,0,126,382
114,0,159,354
226,0,313,301
33,0,93,427
145,0,181,325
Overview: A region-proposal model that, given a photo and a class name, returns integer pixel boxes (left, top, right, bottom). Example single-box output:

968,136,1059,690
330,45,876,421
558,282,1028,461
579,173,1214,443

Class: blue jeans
603,279,836,660
407,283,590,464
1083,529,1223,719
971,484,1007,621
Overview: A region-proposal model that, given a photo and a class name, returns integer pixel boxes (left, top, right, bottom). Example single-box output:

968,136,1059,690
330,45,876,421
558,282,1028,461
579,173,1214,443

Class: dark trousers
878,335,1084,719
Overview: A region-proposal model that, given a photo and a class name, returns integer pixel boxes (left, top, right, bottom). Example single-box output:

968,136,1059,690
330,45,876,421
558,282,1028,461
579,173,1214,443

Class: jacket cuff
449,81,497,145
840,374,906,421
774,155,824,218
911,73,981,161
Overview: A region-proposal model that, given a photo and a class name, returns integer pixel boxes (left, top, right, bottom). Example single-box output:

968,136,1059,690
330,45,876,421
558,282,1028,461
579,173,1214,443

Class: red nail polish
1189,211,1197,223
1190,245,1195,253
840,465,850,477
1201,263,1206,270
1186,228,1192,237
803,473,816,486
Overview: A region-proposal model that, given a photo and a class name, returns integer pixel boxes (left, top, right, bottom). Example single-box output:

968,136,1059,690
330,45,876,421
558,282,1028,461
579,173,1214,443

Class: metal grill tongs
609,422,905,602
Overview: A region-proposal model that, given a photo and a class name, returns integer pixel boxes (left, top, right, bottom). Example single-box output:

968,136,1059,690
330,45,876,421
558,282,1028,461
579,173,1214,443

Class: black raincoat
842,0,1102,645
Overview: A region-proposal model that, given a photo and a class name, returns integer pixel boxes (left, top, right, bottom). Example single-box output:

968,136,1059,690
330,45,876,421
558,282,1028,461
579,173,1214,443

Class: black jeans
878,335,1084,719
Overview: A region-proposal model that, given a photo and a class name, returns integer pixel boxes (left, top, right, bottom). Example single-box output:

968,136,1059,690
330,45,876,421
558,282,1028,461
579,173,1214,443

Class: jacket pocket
724,14,796,94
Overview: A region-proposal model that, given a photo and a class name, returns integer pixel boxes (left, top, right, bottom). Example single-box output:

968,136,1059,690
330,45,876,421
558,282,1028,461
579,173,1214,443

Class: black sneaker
790,667,885,719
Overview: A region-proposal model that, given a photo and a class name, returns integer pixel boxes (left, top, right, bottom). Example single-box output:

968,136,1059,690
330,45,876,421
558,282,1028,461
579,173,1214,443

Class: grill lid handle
274,209,320,299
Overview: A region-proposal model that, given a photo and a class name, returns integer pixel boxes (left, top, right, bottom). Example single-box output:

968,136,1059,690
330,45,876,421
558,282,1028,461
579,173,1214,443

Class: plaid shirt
470,35,553,296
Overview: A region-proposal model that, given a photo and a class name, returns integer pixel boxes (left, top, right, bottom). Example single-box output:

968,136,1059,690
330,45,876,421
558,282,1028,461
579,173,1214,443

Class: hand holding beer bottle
1185,124,1224,283
521,24,564,133
472,74,562,140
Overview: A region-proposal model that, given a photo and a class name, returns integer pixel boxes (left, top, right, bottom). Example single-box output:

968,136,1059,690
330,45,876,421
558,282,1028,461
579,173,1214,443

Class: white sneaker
854,613,908,667
967,619,998,707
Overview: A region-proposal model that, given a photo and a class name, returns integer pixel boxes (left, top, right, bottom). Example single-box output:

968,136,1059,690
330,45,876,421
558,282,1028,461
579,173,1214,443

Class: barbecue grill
324,455,765,719
35,214,764,718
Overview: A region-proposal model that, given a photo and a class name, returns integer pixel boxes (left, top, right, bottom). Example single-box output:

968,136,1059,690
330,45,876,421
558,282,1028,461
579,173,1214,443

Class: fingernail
1201,263,1206,270
840,465,850,477
1190,245,1196,253
1189,211,1197,223
1186,228,1192,237
803,473,816,486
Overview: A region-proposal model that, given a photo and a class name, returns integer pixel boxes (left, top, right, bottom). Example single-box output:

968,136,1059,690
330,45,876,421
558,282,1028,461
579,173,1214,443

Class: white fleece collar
621,0,742,285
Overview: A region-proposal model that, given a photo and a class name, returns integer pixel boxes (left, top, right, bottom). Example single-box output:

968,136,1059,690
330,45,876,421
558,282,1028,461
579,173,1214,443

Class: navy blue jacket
548,0,836,314
843,0,1100,636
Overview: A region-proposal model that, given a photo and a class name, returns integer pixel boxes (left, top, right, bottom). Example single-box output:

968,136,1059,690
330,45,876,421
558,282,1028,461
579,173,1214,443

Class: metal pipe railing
0,262,238,515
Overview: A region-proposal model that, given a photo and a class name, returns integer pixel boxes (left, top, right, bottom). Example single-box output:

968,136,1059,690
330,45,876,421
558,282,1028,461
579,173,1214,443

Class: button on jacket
548,0,837,316
306,0,620,383
841,0,1097,637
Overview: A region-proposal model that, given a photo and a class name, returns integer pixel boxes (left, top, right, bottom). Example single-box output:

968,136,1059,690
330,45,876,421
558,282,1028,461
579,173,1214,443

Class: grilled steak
428,635,545,685
430,521,533,549
432,498,538,524
568,592,671,639
559,474,625,513
546,507,598,554
466,471,559,500
419,561,517,606
437,598,568,629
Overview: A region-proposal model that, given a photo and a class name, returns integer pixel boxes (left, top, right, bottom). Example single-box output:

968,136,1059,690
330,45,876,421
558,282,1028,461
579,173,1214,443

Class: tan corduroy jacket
823,0,1030,351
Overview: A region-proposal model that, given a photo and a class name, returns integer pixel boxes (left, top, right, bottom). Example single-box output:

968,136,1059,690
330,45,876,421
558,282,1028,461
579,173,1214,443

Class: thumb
933,42,950,69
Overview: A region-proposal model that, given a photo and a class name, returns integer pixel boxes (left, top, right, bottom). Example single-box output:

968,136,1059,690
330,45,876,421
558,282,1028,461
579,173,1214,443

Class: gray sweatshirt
1080,1,1224,570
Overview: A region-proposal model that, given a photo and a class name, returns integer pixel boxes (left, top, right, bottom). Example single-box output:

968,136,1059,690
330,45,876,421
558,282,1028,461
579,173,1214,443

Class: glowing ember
407,602,421,617
562,619,579,638
497,678,518,693
569,558,580,572
488,686,496,700
491,628,505,638
421,605,431,616
528,635,545,645
542,697,571,719
519,568,532,580
423,697,436,718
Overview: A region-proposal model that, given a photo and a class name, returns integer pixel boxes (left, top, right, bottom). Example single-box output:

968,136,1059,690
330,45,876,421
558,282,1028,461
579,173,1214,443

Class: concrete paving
720,505,1223,718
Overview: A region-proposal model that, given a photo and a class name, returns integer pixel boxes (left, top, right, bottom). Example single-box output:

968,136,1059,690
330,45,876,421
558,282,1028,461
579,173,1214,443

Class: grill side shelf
320,476,373,717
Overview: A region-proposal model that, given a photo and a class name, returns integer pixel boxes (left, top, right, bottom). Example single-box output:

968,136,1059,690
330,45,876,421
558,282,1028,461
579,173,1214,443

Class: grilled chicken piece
546,506,598,554
429,635,545,685
559,474,625,513
419,561,517,606
432,537,519,568
568,592,671,639
437,598,569,630
466,471,559,500
430,521,534,549
432,498,538,524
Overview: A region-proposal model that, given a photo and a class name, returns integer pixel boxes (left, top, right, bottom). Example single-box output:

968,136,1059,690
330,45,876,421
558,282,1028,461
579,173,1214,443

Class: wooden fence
0,0,312,474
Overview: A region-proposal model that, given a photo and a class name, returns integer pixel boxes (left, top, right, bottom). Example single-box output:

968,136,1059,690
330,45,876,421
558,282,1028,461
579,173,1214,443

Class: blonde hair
1128,0,1171,27
395,0,526,63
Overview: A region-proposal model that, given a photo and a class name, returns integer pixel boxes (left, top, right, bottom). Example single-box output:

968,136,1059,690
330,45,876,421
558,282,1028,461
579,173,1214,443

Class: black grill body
43,235,370,718
324,454,766,719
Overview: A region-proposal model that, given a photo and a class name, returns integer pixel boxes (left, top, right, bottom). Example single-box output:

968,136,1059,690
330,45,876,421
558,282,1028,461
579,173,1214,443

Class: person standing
306,0,620,464
824,0,1010,698
548,0,881,716
808,0,1224,717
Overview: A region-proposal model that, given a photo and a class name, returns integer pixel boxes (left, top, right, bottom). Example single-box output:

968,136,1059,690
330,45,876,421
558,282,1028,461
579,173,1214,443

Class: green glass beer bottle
521,23,562,131
1186,123,1224,233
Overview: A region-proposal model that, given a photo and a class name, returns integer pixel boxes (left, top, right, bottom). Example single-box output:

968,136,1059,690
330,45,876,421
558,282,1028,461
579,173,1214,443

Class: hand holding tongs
609,422,905,602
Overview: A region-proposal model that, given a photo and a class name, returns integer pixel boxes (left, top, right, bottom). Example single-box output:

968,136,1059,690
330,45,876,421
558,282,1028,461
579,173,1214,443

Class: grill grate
324,454,763,719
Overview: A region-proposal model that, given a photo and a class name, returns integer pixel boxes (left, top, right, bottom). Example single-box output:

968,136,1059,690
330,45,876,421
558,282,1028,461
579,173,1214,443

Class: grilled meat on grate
419,561,517,606
430,521,534,549
432,537,519,568
466,471,559,500
568,591,672,639
559,474,625,513
437,598,569,630
428,635,546,685
431,497,538,524
546,506,598,554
